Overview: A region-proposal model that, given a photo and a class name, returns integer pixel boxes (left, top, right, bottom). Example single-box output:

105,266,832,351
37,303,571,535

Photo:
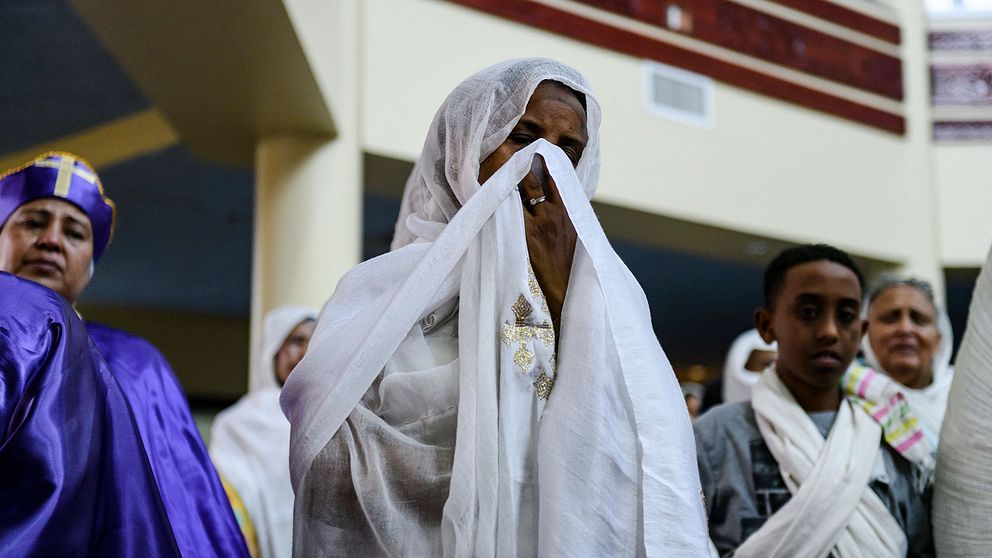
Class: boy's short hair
763,244,865,308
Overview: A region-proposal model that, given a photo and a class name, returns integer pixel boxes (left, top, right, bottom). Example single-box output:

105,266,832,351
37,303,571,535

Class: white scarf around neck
736,367,906,558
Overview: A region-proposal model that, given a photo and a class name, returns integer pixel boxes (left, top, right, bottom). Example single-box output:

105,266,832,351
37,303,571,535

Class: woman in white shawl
210,305,317,558
280,58,709,557
861,277,954,447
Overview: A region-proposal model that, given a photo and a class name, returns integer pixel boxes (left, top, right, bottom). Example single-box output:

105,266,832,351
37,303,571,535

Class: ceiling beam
0,109,178,173
67,0,335,167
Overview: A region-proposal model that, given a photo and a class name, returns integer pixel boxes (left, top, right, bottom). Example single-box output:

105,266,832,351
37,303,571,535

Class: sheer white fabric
210,305,316,558
862,300,955,447
721,329,776,404
934,245,992,556
737,368,907,558
280,58,709,557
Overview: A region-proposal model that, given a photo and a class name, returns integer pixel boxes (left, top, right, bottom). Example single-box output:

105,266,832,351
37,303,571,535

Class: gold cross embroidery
33,156,98,198
500,294,554,373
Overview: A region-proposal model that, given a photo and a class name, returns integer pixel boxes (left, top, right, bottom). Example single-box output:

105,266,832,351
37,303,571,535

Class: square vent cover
643,60,715,128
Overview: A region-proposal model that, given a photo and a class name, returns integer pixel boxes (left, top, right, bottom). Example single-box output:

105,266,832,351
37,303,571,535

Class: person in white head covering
210,305,317,558
721,329,777,404
280,58,709,557
858,277,954,448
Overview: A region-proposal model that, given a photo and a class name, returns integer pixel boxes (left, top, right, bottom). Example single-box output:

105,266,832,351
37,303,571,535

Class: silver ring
528,195,546,206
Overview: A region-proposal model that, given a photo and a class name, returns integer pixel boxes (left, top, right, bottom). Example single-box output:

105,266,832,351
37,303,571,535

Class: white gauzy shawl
210,305,317,558
862,304,955,448
934,245,992,556
721,329,776,404
736,368,907,558
280,58,709,557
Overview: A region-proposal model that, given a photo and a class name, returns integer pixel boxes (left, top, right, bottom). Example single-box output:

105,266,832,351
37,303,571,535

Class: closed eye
560,145,581,165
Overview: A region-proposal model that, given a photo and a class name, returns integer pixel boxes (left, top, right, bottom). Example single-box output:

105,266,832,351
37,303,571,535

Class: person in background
211,305,317,558
0,152,248,557
844,277,953,449
682,382,705,421
695,244,933,557
721,329,777,404
0,273,180,555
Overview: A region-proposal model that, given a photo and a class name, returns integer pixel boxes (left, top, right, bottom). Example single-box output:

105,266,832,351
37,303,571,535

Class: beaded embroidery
500,272,557,400
534,373,555,400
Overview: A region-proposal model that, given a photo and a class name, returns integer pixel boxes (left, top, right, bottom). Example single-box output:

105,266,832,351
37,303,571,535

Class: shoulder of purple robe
0,272,181,556
85,321,251,558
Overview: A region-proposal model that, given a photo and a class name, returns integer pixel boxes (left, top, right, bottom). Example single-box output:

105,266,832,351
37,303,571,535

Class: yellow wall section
935,144,992,266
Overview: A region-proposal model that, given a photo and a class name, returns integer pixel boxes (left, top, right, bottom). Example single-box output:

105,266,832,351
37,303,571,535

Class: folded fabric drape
934,244,992,556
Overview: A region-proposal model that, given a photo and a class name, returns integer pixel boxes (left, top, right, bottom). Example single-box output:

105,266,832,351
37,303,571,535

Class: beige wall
935,144,992,266
359,0,949,287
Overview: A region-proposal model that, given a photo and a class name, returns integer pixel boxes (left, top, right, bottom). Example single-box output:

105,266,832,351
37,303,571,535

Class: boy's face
756,260,866,399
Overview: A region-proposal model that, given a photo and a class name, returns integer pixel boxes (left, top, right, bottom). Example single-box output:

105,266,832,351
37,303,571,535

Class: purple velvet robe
0,272,180,556
87,323,249,558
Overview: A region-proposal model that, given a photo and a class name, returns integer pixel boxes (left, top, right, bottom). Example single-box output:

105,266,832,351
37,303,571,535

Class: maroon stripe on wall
445,0,905,135
575,0,903,100
772,0,901,44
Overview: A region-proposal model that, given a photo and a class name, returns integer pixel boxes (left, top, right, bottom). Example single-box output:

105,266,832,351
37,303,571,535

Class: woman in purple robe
0,152,248,557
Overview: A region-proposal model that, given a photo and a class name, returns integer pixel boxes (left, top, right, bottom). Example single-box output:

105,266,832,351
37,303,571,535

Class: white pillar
899,0,946,300
252,136,362,316
250,0,364,351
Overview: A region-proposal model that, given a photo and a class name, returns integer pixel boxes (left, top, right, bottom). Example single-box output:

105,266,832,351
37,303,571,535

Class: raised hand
519,155,576,336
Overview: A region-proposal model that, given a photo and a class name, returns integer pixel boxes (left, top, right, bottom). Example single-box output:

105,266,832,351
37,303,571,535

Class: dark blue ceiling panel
79,145,254,316
612,239,764,369
0,0,148,153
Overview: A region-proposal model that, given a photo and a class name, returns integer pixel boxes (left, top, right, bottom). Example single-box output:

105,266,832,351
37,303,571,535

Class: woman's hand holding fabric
520,156,576,335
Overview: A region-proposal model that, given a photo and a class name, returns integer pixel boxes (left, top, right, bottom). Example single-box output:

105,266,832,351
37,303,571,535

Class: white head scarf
721,329,776,404
281,58,709,557
210,305,316,558
389,58,600,252
934,245,992,556
862,283,955,445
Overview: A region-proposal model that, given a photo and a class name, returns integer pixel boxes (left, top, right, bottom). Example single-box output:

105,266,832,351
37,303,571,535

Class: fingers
519,157,548,211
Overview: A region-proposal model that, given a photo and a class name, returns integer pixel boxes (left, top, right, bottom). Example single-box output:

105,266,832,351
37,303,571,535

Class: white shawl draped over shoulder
934,244,992,556
280,58,708,557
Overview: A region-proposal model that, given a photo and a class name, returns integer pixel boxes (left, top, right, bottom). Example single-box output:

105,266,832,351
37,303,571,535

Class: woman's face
867,285,941,389
274,319,316,386
477,80,588,185
0,198,94,303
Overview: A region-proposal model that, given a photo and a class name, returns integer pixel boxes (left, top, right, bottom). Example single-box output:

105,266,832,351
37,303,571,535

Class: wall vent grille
644,61,714,128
